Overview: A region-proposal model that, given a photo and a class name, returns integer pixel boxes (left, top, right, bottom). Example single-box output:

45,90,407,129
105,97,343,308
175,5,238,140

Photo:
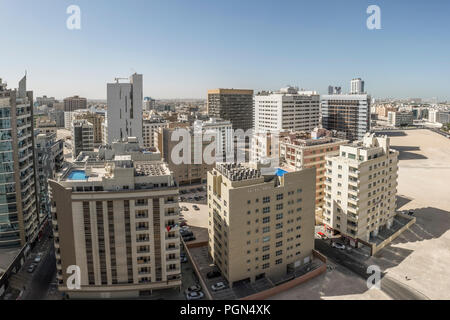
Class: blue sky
1,0,449,100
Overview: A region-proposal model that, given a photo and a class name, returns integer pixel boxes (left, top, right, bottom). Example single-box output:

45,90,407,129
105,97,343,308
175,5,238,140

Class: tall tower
0,76,39,247
104,73,143,145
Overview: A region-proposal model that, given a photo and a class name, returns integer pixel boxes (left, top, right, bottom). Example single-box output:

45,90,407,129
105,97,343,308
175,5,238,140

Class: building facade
254,87,320,133
387,111,414,127
207,89,254,132
208,163,316,286
323,133,399,247
35,133,64,220
73,110,105,146
0,77,39,248
104,73,143,145
72,119,94,158
63,96,87,112
143,118,168,150
321,94,371,141
49,155,181,298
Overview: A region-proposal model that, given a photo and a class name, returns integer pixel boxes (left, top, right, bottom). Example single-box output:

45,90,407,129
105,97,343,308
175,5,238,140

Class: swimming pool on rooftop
67,170,88,180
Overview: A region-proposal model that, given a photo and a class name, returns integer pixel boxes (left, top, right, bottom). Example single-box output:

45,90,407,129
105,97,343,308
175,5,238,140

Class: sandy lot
373,129,450,299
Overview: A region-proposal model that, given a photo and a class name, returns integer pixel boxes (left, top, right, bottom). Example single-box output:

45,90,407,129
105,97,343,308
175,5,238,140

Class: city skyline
1,0,450,100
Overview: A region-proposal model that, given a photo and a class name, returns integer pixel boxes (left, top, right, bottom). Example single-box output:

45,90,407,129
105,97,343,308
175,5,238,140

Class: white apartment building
323,133,398,247
104,73,143,145
208,163,316,286
49,153,181,298
254,87,320,133
387,111,414,127
350,78,365,94
193,118,233,162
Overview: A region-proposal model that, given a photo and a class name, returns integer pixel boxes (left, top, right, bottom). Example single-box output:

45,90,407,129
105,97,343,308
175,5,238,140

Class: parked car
184,284,202,295
206,270,221,279
193,205,200,211
183,235,196,242
180,221,187,227
181,206,188,211
180,256,188,263
197,187,203,192
408,209,415,216
317,232,327,239
181,230,193,237
331,242,346,250
186,291,204,300
180,197,186,202
34,254,42,263
194,196,200,201
27,264,36,273
211,282,227,291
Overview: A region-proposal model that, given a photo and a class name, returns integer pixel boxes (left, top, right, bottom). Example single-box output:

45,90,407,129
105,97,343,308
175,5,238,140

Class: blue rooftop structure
67,170,88,180
275,168,288,177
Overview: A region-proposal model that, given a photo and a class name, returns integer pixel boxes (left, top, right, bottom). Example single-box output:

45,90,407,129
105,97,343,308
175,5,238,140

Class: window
262,254,270,261
263,217,270,224
263,226,270,233
276,250,282,256
276,194,284,200
275,259,282,265
263,236,270,243
276,213,283,220
276,241,283,247
262,245,270,252
263,207,270,214
276,203,283,210
263,196,270,203
276,223,283,229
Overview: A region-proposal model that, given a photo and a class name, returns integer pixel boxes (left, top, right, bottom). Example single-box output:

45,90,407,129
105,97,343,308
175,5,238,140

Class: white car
211,282,227,291
34,254,42,263
186,291,204,300
331,242,346,250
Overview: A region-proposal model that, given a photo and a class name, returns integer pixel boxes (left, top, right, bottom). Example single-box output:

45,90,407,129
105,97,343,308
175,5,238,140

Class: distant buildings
207,89,254,132
63,95,87,112
429,109,450,124
143,118,168,149
321,94,371,141
254,87,320,133
143,97,156,111
73,110,105,147
387,111,414,127
36,95,57,107
104,73,143,145
208,163,316,286
158,126,215,185
193,118,233,162
34,133,64,220
72,119,94,158
323,133,398,246
49,140,181,298
0,76,39,247
350,78,365,94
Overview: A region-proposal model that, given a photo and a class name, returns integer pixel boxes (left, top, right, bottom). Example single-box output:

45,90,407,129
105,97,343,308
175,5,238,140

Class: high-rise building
323,133,398,247
279,129,348,220
0,76,39,247
143,97,156,111
321,94,371,141
254,87,320,133
207,89,254,132
72,119,94,158
63,95,87,112
350,78,365,94
49,147,181,298
207,162,316,286
34,132,64,220
104,73,143,145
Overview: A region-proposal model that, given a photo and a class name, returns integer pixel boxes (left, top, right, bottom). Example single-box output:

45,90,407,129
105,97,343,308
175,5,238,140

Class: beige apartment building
279,129,348,222
323,133,399,247
208,163,316,287
73,110,105,146
159,126,215,186
49,153,181,298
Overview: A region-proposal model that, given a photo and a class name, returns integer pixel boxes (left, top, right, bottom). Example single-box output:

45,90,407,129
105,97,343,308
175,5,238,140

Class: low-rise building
387,111,414,127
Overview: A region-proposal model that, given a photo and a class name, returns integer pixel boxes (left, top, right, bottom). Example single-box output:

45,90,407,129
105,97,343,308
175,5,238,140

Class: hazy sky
1,0,449,100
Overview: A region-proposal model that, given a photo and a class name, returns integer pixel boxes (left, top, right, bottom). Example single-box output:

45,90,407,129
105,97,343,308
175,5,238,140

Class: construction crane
114,77,128,83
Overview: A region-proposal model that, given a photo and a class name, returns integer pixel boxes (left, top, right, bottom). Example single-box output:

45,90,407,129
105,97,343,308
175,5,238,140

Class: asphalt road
315,239,429,300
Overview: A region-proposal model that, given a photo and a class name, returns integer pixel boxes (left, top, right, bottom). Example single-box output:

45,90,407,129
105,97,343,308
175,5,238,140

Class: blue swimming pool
68,170,88,180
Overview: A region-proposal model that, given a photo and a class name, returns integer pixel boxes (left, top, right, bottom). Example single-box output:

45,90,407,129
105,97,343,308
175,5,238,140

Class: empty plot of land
373,129,450,299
